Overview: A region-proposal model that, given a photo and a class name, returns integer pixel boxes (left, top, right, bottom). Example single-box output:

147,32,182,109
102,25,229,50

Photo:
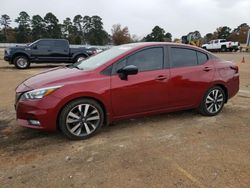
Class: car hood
16,66,93,92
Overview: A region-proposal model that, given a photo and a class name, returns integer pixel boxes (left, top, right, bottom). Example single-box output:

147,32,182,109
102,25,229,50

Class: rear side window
197,51,208,65
54,40,68,48
127,47,163,72
171,48,197,68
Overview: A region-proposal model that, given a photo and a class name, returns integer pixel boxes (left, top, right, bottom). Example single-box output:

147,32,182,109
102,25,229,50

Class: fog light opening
28,119,41,126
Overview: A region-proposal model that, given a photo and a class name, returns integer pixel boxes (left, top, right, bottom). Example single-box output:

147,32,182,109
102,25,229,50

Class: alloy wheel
66,104,100,136
17,57,28,68
205,89,224,114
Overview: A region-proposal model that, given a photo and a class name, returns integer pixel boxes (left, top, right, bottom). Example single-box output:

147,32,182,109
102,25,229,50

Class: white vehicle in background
202,39,240,52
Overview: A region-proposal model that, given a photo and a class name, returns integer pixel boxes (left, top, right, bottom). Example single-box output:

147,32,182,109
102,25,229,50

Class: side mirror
33,45,37,49
117,65,138,80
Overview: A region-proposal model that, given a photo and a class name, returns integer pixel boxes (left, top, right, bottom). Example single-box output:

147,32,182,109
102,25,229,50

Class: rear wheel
75,55,87,63
59,98,104,140
221,46,227,52
199,86,225,116
13,56,30,69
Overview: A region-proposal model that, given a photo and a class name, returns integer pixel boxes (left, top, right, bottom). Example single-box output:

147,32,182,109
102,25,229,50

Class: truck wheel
13,56,30,69
221,46,227,52
75,55,87,63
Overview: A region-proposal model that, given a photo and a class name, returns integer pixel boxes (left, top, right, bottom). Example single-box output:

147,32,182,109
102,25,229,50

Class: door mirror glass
117,65,138,80
33,45,37,49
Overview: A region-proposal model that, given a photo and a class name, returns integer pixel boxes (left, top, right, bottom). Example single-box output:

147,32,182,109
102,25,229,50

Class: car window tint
197,51,208,65
54,40,68,48
171,48,197,68
37,40,51,47
127,48,163,72
112,59,127,74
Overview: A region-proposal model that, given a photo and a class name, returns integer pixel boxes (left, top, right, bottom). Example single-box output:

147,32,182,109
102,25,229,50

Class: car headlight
20,85,63,100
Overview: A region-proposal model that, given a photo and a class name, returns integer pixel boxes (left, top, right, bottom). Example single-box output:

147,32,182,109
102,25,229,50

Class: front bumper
4,55,11,62
15,95,62,131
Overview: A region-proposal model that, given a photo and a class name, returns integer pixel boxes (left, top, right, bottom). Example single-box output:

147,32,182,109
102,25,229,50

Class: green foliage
15,11,31,42
31,15,46,40
44,12,62,38
0,14,11,42
144,26,172,42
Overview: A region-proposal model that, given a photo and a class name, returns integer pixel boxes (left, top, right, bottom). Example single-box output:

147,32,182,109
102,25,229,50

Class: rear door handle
203,67,212,72
155,75,167,81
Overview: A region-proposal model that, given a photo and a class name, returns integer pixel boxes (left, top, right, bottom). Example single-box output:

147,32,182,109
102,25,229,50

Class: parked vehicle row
4,39,98,69
15,42,239,139
202,39,240,52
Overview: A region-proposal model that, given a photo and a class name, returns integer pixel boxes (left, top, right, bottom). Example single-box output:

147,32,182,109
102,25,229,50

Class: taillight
230,65,239,73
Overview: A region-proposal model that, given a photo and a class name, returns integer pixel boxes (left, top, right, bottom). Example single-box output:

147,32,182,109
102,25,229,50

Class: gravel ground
0,49,250,188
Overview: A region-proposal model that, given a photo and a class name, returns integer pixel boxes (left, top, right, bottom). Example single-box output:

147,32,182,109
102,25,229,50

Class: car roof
121,42,208,52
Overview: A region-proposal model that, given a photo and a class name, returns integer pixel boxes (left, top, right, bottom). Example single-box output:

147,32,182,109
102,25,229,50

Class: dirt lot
0,49,250,188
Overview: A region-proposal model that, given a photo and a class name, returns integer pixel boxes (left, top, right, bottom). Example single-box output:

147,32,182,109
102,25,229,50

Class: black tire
75,55,87,63
221,46,227,52
59,98,104,140
198,86,226,116
13,55,30,69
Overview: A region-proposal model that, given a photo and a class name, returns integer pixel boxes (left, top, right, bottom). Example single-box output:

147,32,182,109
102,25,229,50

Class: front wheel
198,86,225,116
13,56,30,69
59,99,104,140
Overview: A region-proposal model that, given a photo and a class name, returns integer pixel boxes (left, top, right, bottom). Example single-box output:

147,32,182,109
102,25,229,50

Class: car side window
54,40,68,49
197,51,208,65
170,48,197,68
36,40,51,49
127,47,163,72
112,59,127,74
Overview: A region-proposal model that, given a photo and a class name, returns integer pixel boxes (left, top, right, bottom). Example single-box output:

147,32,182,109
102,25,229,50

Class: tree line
0,12,249,45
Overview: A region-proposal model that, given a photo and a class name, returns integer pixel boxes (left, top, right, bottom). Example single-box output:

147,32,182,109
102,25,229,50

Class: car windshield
75,45,133,70
27,40,39,47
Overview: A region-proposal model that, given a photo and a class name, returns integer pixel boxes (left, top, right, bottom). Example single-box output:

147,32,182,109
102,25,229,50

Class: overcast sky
1,0,249,39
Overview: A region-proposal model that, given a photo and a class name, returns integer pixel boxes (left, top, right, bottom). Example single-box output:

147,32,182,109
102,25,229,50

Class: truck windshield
76,46,133,70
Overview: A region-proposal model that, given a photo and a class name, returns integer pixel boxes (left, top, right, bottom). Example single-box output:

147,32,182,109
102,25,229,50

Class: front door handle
155,75,167,81
203,67,212,72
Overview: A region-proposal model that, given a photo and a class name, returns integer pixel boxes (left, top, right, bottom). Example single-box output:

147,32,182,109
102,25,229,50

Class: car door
30,40,53,61
168,47,214,108
50,40,70,62
111,47,170,117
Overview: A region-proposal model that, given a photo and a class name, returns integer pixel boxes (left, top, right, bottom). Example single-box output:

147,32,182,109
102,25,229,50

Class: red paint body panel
15,42,239,131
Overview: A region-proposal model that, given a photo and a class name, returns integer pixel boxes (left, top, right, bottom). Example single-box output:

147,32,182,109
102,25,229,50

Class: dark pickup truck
4,39,96,69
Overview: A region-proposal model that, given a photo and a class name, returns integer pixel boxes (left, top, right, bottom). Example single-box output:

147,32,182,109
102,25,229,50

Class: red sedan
15,42,239,139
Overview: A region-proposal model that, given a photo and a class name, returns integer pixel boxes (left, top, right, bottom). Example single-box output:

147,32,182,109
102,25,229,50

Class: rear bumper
227,74,240,99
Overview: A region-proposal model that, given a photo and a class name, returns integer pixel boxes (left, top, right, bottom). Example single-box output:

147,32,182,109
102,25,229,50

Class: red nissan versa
15,42,239,139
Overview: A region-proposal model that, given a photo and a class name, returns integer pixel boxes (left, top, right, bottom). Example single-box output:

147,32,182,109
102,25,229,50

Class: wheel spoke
89,109,98,115
67,118,80,124
89,122,96,129
68,112,80,120
70,123,81,133
84,104,90,117
214,103,218,112
207,103,214,112
87,115,99,121
214,90,219,99
84,123,91,134
207,95,214,102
